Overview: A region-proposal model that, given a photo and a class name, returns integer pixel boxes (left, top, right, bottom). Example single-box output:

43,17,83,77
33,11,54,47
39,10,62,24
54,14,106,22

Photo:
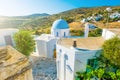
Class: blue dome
52,19,69,29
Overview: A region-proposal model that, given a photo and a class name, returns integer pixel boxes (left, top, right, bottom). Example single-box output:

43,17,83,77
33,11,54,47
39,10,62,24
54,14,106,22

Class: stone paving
31,56,57,80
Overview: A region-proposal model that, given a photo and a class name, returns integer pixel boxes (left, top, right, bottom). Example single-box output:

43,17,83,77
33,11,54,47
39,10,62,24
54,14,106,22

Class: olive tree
102,36,120,66
14,30,35,56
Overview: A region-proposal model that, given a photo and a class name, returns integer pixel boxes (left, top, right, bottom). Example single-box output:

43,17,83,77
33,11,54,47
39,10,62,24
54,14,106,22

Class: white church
35,19,70,58
35,19,120,80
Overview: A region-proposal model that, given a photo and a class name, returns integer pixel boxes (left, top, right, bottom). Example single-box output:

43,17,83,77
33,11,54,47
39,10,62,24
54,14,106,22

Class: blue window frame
57,32,59,37
64,32,66,37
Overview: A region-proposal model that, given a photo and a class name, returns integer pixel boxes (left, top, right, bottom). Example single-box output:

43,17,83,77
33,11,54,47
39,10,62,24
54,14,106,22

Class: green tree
116,69,120,79
89,28,102,37
14,30,35,56
95,68,104,80
102,36,120,67
108,72,116,79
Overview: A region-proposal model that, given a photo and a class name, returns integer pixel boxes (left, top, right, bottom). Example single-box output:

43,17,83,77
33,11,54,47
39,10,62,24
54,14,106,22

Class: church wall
51,29,70,38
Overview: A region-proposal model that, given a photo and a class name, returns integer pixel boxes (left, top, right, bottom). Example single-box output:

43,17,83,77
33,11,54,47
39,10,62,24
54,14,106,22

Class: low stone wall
0,46,33,80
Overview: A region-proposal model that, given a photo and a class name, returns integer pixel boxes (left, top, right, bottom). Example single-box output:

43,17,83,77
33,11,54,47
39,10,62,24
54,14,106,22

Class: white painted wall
0,29,18,46
74,50,100,73
36,40,47,57
51,29,70,38
46,39,57,58
102,29,116,40
56,43,101,80
84,23,90,38
36,39,57,58
56,45,75,80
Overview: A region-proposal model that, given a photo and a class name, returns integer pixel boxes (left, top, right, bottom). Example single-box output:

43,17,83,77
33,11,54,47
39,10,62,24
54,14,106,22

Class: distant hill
0,13,50,28
17,13,50,18
22,6,120,29
0,6,120,29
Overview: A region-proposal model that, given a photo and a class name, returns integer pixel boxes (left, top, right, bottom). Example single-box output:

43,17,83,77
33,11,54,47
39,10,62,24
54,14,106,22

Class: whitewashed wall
56,45,75,80
46,39,57,58
36,39,57,58
51,29,70,38
74,50,100,73
0,29,18,46
56,43,101,80
102,29,116,40
36,40,47,57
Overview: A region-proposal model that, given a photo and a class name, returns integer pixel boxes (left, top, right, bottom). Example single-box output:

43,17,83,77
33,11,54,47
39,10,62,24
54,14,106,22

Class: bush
14,30,35,56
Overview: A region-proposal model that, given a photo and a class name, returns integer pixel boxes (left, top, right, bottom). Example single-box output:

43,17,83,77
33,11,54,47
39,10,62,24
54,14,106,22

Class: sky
0,0,120,16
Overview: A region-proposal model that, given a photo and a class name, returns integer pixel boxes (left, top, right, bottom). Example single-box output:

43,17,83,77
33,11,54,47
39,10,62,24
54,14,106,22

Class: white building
81,18,87,23
56,37,104,80
35,19,70,58
51,19,70,38
110,12,120,19
102,28,120,40
35,34,57,58
0,28,18,46
56,28,120,80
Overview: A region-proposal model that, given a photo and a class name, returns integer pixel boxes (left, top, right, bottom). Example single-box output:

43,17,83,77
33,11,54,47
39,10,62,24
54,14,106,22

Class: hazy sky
0,0,120,16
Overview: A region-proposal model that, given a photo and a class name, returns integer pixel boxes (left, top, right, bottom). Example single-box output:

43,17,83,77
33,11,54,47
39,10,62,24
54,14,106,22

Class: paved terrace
31,54,57,80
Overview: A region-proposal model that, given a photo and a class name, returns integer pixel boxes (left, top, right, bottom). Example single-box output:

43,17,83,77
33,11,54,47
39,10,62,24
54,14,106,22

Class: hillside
0,6,120,29
0,13,50,28
22,6,120,29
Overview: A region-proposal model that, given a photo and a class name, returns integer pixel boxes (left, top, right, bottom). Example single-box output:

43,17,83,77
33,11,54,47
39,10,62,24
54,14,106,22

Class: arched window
64,54,68,60
56,32,59,37
64,32,66,37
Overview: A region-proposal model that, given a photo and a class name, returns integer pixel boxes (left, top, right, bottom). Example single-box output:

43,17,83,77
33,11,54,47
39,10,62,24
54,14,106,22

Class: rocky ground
31,54,57,80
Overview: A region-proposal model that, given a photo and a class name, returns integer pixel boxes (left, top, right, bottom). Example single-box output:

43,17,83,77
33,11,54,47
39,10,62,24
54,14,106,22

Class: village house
0,28,18,46
56,28,120,80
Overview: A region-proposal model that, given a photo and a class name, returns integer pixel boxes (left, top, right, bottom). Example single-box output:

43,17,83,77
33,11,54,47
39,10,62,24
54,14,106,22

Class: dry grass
69,22,84,29
69,21,120,30
108,22,120,28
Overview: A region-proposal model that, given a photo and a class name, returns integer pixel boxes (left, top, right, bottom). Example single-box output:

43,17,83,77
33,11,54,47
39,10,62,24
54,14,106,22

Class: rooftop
0,46,31,80
57,37,105,50
35,34,56,42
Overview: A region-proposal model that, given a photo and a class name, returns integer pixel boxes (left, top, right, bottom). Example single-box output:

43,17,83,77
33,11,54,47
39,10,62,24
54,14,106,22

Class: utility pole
106,7,112,28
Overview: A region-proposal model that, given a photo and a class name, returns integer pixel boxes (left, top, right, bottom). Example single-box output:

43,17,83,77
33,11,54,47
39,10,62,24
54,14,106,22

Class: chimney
73,40,77,47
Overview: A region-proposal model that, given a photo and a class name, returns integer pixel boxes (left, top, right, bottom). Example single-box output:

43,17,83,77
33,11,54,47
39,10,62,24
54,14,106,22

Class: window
59,49,62,53
56,32,59,37
64,32,66,37
64,54,68,60
66,65,73,73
